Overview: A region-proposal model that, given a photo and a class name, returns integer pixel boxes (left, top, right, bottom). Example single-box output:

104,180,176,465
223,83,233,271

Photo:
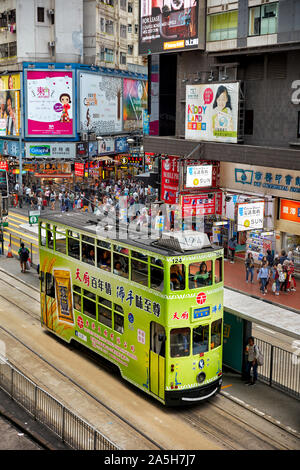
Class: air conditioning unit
47,9,55,15
48,41,55,47
81,132,88,141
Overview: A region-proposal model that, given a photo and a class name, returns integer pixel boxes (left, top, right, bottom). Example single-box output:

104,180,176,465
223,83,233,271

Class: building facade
143,0,300,269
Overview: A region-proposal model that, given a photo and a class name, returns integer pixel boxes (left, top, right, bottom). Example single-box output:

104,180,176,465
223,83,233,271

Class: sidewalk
224,257,300,313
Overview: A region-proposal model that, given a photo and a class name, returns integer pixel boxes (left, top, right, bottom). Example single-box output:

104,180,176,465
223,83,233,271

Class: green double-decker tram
39,212,224,406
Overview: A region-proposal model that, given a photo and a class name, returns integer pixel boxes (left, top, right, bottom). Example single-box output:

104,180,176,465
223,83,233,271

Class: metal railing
4,232,39,268
0,358,120,450
254,337,300,400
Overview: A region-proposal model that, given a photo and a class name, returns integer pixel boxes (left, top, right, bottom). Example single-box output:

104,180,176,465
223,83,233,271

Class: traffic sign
29,210,40,225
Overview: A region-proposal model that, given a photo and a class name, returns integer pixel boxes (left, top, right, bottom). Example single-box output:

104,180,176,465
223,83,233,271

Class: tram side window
82,235,95,266
113,304,124,334
45,272,55,298
98,304,112,328
40,270,45,293
40,223,46,246
170,328,190,357
46,224,54,249
73,290,82,312
211,319,222,350
55,226,66,254
67,231,80,260
97,247,111,271
82,290,96,320
170,264,185,291
193,325,209,355
150,265,164,292
113,248,128,278
215,257,223,284
131,257,148,286
189,261,212,289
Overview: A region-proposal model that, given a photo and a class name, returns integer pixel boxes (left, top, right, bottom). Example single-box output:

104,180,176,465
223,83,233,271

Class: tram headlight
196,372,206,384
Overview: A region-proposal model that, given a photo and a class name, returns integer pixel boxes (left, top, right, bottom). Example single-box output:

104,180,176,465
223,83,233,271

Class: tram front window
193,325,209,355
170,328,190,357
170,264,185,291
189,261,212,289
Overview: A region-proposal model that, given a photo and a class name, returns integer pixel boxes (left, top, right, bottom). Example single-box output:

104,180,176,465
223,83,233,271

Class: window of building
297,112,300,138
37,7,45,23
245,110,254,135
120,24,127,38
189,261,212,289
211,319,222,350
100,17,105,33
170,264,185,291
248,3,278,36
67,230,80,260
207,10,238,42
120,52,126,65
193,325,209,355
120,0,127,10
55,227,66,254
214,257,223,284
170,328,190,357
128,44,134,55
128,2,133,13
106,20,114,35
128,24,132,33
135,24,138,34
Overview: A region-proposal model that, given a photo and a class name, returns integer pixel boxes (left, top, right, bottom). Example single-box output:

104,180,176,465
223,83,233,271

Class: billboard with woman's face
0,73,21,137
185,83,239,143
139,0,199,54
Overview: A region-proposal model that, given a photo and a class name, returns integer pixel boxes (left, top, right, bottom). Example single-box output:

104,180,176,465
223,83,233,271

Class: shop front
33,162,73,187
277,198,300,274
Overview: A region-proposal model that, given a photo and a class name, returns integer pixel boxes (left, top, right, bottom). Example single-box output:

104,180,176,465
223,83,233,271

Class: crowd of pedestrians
245,249,296,296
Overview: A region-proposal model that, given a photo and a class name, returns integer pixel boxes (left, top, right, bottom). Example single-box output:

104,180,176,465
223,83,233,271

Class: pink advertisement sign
26,70,74,137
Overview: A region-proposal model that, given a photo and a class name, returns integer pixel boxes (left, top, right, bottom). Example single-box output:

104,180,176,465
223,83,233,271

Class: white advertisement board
237,201,264,231
185,83,239,143
79,72,122,135
186,165,212,188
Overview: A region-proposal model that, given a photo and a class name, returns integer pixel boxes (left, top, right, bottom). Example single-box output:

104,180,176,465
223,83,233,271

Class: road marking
8,212,28,221
221,384,232,390
4,226,38,241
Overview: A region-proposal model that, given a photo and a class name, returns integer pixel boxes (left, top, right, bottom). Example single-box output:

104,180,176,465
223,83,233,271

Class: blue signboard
193,307,210,319
115,137,129,153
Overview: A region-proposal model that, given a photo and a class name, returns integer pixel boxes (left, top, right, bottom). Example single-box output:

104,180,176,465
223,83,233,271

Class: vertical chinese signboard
161,156,180,204
0,72,21,137
25,69,75,137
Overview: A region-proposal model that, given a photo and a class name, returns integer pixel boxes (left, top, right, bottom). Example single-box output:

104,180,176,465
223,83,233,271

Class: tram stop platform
0,256,299,441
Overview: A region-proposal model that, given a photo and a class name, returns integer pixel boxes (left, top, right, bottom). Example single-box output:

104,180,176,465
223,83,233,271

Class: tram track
0,269,299,450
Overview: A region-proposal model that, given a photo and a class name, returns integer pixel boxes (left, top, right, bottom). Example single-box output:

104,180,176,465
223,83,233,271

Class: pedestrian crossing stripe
3,238,38,253
4,226,38,242
8,211,28,221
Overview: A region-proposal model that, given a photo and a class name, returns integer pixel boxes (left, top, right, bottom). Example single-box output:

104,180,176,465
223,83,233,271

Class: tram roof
40,211,221,257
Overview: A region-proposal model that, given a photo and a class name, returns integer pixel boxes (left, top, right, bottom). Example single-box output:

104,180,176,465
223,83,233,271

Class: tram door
44,272,56,330
150,322,166,400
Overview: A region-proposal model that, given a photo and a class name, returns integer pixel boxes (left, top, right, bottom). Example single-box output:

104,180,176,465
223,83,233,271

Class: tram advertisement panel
25,69,75,137
139,0,200,54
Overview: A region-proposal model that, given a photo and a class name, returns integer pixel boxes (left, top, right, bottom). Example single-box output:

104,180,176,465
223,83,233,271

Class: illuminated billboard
139,0,199,54
123,79,148,131
25,69,75,137
0,73,21,137
185,82,239,143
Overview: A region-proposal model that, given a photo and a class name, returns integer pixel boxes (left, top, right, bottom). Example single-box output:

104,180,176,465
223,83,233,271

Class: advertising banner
139,0,199,54
115,137,129,153
75,162,85,177
26,143,76,159
280,199,300,223
186,165,212,188
0,72,21,137
161,156,180,204
79,72,122,135
123,79,148,131
185,83,239,143
98,137,115,155
26,70,74,137
182,191,223,217
237,201,264,231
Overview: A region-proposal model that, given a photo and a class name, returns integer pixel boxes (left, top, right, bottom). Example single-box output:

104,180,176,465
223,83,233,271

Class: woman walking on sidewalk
257,262,269,295
245,252,254,283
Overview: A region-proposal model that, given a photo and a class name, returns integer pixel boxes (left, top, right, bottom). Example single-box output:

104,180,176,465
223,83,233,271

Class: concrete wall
55,0,83,63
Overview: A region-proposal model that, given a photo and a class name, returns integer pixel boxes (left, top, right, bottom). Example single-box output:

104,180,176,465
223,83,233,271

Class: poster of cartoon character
26,70,74,137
